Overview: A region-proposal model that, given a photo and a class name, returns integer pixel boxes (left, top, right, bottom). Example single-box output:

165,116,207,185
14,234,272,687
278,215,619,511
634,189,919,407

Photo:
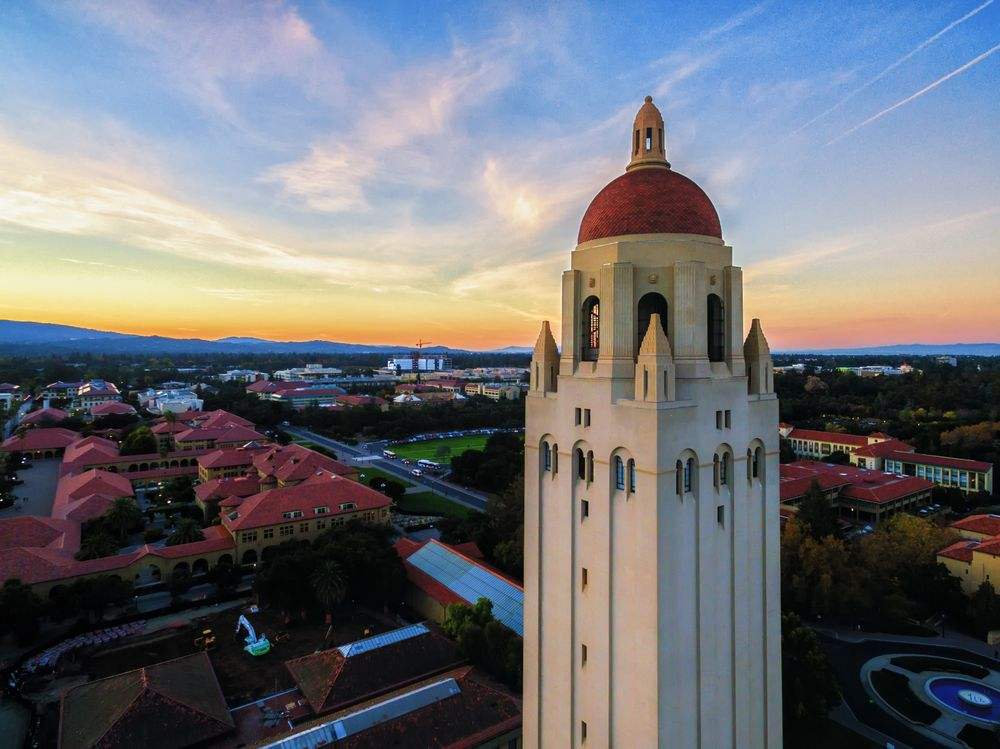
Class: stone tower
523,96,782,748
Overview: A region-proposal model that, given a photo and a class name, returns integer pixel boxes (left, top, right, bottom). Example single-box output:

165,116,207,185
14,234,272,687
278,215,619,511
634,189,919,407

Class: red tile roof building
780,460,934,524
1,427,81,457
20,407,70,427
781,424,994,495
89,401,137,418
52,469,134,523
938,516,1000,595
221,471,390,565
58,652,234,749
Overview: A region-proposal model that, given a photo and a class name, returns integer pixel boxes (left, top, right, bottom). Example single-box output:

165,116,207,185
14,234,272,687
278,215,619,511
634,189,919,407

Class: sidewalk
814,622,999,663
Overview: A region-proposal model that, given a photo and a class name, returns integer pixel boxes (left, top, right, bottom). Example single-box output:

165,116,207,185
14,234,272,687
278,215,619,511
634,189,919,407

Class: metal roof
259,677,461,749
407,541,524,635
336,622,429,658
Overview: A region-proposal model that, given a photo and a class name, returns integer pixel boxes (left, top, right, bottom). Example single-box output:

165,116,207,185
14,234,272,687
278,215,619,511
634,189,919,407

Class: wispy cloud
59,257,141,273
67,0,335,128
795,0,994,133
827,42,1000,144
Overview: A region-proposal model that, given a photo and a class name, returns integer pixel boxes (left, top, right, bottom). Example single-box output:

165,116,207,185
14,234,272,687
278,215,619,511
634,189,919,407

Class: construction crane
412,339,433,381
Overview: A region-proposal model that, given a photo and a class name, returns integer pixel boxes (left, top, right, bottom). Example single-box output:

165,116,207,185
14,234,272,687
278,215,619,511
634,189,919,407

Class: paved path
286,426,489,512
814,622,1000,662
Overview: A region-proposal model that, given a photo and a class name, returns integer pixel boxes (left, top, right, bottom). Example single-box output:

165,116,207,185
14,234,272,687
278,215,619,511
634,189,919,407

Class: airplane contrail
795,0,994,133
827,41,1000,144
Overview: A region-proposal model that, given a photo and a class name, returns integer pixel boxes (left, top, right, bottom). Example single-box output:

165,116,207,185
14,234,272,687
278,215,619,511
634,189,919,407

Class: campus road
283,426,489,512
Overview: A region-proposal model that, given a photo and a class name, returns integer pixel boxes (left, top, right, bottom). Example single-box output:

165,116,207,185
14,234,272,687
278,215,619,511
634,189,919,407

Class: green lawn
355,465,414,488
394,491,474,519
391,435,489,465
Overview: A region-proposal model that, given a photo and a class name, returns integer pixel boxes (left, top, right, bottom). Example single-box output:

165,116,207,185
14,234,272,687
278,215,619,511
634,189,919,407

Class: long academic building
524,97,782,748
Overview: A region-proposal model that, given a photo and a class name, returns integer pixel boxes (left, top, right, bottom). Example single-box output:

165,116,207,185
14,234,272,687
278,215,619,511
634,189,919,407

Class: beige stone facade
523,98,781,748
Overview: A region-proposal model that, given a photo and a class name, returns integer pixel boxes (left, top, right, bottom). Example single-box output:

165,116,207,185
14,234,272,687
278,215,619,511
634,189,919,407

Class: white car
411,469,423,477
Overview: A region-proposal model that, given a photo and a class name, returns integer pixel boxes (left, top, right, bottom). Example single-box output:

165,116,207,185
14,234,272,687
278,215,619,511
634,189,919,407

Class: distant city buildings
272,363,342,381
218,369,268,382
385,355,452,372
137,387,204,415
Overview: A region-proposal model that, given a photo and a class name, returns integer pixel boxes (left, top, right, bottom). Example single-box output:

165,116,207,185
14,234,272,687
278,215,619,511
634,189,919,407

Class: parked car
411,469,423,477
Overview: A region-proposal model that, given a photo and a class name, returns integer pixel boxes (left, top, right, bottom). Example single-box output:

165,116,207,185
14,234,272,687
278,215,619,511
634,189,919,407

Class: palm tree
165,517,205,546
311,560,348,632
105,497,141,541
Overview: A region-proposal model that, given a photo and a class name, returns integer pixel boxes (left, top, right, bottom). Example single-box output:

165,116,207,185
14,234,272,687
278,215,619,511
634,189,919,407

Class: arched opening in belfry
707,293,725,362
636,292,668,353
581,296,600,362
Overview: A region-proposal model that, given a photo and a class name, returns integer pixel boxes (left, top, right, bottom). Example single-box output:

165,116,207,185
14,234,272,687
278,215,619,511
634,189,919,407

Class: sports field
391,435,489,465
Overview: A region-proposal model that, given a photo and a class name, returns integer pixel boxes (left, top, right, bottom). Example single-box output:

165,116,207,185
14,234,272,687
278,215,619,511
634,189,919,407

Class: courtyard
0,457,61,518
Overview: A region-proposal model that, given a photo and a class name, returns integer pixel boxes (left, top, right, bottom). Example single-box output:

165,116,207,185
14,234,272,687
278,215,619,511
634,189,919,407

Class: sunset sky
1,1,997,350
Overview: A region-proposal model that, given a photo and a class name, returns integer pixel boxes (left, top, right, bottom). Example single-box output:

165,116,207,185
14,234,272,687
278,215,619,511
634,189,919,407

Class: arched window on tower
685,457,695,493
627,459,636,493
707,294,725,362
587,450,595,483
576,448,586,480
753,445,763,479
676,460,684,495
552,444,559,474
614,456,625,490
636,292,669,354
542,442,551,472
746,448,753,481
581,296,600,361
713,453,721,488
720,452,730,487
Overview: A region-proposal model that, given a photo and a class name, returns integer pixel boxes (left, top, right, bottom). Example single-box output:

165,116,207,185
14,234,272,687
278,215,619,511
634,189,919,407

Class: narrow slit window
582,644,588,665
582,567,588,589
583,408,591,427
645,126,652,150
615,456,625,490
581,499,590,519
717,505,725,526
725,410,732,428
628,459,636,493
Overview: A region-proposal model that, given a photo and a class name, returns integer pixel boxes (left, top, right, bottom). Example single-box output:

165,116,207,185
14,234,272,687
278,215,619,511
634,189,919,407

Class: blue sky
0,1,997,347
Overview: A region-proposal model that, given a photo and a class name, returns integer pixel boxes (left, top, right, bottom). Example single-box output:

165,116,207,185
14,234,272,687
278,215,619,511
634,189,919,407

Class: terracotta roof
950,515,1000,537
62,436,119,464
222,471,389,531
174,425,266,445
150,421,187,434
197,447,262,470
252,443,355,482
21,407,69,426
578,167,722,243
285,625,463,714
937,539,978,563
193,409,254,429
785,428,870,448
852,439,914,458
296,666,521,749
336,395,387,407
781,460,934,505
53,469,133,522
90,402,137,417
0,516,77,551
887,450,992,473
1,427,80,452
58,652,233,749
194,476,261,503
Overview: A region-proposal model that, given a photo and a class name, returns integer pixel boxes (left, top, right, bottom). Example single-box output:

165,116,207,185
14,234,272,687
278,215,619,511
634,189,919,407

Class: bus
417,459,443,471
383,450,397,459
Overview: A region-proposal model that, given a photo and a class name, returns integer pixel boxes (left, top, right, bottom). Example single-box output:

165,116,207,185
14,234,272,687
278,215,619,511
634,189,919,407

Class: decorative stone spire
626,95,670,171
635,313,675,402
743,318,774,395
531,320,560,394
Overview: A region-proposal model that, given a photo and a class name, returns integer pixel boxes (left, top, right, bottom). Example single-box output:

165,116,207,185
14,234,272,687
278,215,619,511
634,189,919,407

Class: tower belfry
523,97,782,748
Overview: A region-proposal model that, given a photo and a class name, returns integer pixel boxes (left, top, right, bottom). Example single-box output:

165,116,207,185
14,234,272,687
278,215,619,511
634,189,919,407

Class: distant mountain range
0,320,530,355
0,320,995,357
776,343,1000,356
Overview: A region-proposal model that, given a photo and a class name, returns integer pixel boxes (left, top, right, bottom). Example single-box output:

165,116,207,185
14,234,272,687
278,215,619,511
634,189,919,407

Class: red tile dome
578,167,722,244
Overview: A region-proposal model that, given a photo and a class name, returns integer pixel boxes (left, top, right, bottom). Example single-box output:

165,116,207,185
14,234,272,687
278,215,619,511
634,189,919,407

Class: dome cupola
577,96,722,244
